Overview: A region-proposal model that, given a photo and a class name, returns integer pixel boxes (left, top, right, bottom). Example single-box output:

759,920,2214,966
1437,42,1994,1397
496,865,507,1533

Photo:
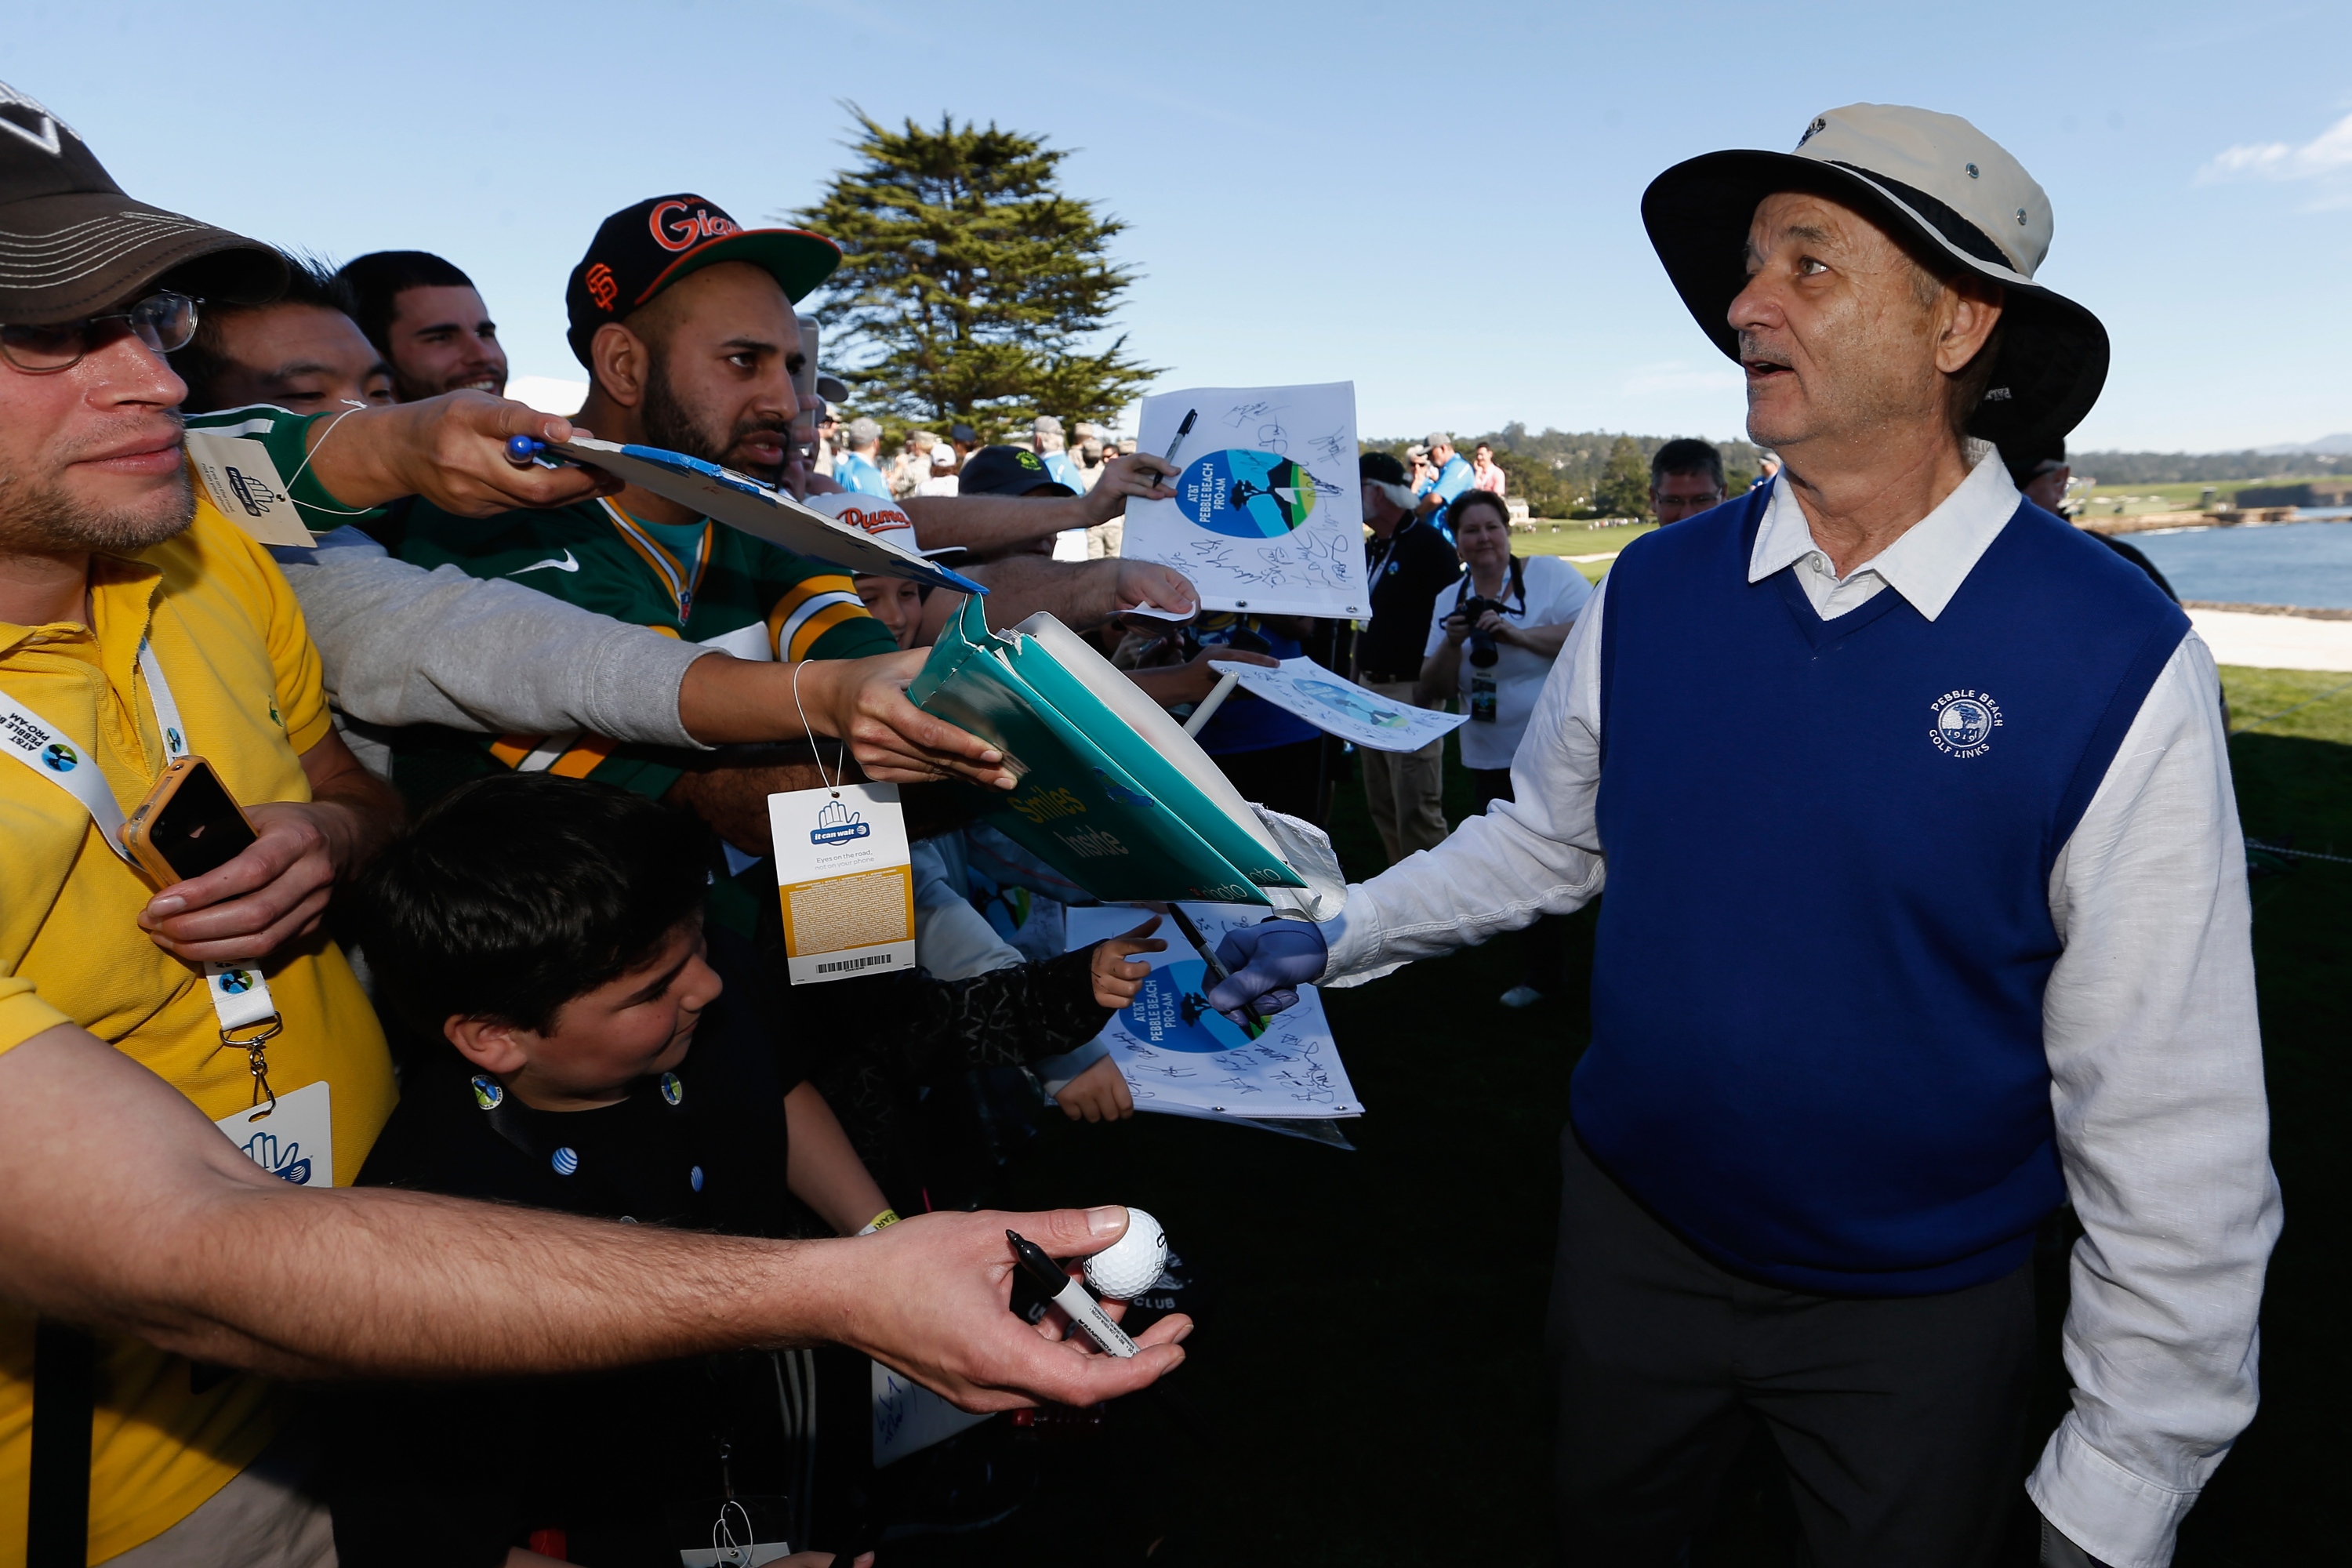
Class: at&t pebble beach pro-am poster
1120,382,1367,620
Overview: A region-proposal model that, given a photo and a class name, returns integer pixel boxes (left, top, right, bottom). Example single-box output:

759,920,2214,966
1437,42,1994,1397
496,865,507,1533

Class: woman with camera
1419,489,1594,1007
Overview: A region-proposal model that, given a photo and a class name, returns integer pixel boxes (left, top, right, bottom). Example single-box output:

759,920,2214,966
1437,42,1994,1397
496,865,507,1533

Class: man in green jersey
383,196,1198,874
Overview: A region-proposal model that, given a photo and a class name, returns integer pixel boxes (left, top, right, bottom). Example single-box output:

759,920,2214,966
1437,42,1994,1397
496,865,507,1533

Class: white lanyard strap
0,637,279,1091
0,637,185,864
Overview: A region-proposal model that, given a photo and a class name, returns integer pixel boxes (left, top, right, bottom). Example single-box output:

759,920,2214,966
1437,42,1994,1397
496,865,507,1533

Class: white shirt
1422,553,1593,771
1324,452,2279,1568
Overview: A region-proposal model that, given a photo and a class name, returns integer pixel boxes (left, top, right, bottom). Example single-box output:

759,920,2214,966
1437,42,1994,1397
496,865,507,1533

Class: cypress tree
789,111,1156,437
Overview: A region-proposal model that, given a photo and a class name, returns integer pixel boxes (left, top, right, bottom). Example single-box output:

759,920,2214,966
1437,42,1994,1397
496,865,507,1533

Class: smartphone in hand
122,756,260,885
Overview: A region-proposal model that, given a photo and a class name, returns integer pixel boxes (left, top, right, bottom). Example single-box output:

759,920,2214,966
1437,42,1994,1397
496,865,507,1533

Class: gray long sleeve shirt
276,528,710,753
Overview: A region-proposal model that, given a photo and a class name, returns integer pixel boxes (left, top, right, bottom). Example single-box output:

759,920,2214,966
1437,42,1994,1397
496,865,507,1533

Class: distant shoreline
2183,601,2352,623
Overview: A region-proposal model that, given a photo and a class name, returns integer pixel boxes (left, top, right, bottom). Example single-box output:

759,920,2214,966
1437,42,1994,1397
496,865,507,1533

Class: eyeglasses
0,291,199,373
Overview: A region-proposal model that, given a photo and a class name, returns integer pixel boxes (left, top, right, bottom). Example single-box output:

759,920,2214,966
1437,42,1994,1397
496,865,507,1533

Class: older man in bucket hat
1206,104,2277,1566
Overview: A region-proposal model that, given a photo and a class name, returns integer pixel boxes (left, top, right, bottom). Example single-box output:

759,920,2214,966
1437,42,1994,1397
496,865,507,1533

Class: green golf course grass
984,664,2350,1563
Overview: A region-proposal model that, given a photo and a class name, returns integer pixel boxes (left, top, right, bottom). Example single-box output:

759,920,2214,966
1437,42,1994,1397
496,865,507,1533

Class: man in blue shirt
1207,104,2274,1568
1033,413,1085,493
833,416,892,497
1414,430,1475,539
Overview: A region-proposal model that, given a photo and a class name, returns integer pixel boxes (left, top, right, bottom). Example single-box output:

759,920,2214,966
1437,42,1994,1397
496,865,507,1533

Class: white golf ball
1083,1207,1170,1300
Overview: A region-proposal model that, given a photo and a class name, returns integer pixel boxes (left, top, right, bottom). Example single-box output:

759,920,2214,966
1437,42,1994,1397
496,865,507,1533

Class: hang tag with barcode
184,433,314,548
767,782,914,985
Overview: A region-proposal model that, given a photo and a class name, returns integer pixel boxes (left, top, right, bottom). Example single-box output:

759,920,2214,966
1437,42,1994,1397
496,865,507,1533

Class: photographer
1417,489,1591,1006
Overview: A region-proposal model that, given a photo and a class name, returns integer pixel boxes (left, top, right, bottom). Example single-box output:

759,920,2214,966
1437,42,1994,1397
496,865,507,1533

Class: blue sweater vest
1580,487,2189,1295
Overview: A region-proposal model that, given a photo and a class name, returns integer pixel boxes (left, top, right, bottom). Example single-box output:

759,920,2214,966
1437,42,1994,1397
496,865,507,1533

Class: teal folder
908,600,1309,905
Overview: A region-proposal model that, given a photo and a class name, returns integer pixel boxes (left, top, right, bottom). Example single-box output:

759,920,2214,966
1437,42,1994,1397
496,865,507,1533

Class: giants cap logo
0,81,69,158
648,198,740,252
584,262,618,312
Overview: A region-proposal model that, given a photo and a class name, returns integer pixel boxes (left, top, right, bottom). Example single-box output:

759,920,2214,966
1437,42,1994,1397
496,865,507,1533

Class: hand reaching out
1090,916,1165,1007
1054,1056,1134,1123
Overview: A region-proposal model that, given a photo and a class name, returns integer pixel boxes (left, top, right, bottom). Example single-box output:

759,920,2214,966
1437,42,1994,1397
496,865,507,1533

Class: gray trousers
1548,1127,2033,1565
1357,681,1448,864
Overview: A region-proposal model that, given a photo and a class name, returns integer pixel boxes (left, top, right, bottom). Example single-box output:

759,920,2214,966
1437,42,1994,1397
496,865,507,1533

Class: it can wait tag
767,782,915,985
183,433,314,549
212,1080,333,1187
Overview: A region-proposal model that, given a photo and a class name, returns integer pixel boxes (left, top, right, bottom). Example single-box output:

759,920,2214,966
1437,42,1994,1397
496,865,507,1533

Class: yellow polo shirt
0,496,397,1562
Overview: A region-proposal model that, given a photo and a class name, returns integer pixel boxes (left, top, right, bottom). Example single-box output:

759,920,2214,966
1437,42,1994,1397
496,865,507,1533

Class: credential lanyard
0,640,284,1104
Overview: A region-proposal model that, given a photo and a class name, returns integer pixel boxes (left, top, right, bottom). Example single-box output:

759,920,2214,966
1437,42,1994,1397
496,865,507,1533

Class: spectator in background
1117,436,1138,458
949,420,978,466
835,416,892,496
1415,430,1475,532
1356,452,1461,863
1649,437,1729,524
811,401,841,477
337,249,509,401
172,253,394,416
891,430,935,496
1472,441,1508,495
1033,414,1085,492
916,437,961,497
1072,421,1105,492
1418,490,1592,1006
1751,447,1781,488
2006,439,2177,601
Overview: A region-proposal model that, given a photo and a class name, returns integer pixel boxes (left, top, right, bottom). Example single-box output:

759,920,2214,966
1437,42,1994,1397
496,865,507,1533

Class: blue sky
16,0,2350,451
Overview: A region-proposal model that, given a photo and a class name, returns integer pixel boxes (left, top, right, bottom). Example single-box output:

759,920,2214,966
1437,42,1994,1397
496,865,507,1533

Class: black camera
1457,595,1510,666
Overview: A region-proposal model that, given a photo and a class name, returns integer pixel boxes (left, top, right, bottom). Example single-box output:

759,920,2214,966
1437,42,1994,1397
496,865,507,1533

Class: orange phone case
119,754,260,886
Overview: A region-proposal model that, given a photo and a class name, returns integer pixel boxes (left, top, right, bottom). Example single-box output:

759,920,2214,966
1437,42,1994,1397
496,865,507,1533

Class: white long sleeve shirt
1322,455,2279,1568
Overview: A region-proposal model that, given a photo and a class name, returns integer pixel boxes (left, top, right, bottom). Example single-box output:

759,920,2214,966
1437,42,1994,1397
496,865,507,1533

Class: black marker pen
1006,1229,1138,1359
1158,408,1197,487
1166,904,1268,1040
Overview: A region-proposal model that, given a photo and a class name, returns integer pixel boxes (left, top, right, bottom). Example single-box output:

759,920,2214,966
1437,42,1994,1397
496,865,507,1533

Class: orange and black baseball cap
0,79,284,322
564,193,840,367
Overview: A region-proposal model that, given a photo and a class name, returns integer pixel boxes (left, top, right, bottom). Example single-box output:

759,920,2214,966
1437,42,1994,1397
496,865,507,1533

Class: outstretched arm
0,1022,1184,1408
902,451,1176,552
286,542,1011,789
914,557,1200,645
1241,579,1617,1010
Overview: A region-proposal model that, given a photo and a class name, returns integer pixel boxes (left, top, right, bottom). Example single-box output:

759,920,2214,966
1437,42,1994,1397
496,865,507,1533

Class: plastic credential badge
767,782,916,985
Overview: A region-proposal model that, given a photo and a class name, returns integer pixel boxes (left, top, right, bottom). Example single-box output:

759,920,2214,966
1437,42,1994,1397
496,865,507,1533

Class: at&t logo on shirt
1929,689,2003,759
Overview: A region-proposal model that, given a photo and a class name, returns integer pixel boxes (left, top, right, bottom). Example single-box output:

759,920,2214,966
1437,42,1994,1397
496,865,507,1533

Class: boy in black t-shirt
329,773,1164,1564
330,773,890,1566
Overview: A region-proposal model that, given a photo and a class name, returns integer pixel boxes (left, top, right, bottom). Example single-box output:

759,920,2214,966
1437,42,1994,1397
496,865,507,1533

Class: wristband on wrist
856,1208,902,1236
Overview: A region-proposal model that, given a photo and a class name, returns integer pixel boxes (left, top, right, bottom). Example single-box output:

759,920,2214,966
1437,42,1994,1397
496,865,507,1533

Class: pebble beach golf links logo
1929,689,2003,758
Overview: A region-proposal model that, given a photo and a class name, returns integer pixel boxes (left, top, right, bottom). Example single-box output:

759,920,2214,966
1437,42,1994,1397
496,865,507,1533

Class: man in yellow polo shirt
0,81,1188,1568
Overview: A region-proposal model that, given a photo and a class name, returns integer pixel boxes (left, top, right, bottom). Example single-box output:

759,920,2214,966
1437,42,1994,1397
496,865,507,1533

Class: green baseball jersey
387,494,895,808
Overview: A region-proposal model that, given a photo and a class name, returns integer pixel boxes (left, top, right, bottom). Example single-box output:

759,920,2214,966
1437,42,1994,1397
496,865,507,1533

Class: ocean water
2125,518,2352,609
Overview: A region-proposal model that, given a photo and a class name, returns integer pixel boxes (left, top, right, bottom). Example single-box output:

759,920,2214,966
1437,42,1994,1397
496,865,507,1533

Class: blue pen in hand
503,435,564,470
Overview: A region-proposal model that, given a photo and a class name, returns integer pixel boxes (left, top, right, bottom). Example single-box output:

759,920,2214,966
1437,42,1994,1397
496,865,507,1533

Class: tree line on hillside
783,111,2333,506
1364,426,1763,520
2067,450,2348,485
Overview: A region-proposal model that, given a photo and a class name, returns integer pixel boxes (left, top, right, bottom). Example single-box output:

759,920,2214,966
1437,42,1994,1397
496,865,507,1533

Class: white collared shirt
1750,438,2022,620
1323,452,2279,1568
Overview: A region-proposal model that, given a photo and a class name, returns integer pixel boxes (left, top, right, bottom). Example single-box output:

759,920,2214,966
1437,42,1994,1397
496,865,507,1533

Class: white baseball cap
1642,103,2107,449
